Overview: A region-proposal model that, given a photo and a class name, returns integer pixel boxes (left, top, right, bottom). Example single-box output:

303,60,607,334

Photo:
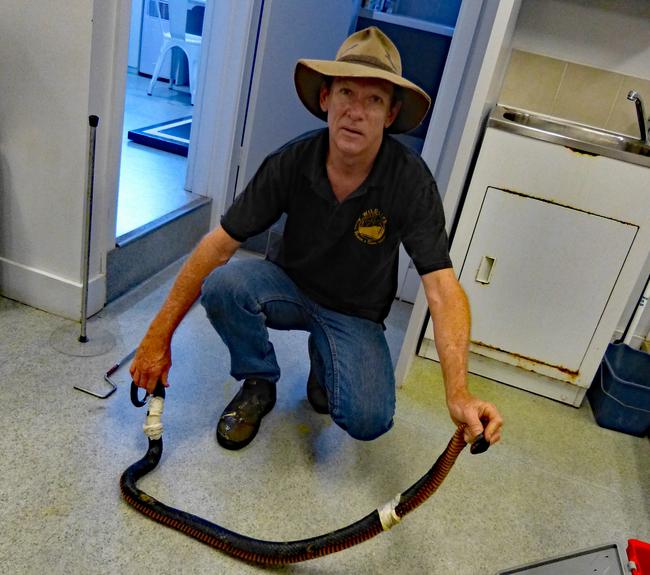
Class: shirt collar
302,129,332,202
303,129,391,201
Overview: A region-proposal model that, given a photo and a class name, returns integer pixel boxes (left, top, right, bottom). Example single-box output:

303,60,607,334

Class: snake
120,381,489,565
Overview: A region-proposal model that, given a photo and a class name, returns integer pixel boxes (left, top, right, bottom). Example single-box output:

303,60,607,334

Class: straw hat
294,27,431,134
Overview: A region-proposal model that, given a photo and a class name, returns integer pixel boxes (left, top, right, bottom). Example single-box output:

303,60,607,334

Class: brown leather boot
216,378,276,450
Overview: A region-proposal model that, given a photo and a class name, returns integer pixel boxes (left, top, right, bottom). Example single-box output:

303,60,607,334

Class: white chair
147,0,202,104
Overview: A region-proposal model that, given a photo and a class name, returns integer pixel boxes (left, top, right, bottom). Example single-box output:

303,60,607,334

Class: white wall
0,3,93,319
0,2,124,320
513,0,650,79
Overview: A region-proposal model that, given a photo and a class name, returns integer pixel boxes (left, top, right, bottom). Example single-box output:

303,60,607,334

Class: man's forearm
421,268,503,443
145,226,240,343
421,269,471,399
432,288,470,400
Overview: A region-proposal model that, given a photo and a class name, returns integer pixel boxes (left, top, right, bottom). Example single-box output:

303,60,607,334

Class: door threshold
107,197,212,303
116,196,211,248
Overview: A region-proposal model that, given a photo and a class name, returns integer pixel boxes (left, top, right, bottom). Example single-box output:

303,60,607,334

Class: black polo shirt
221,129,452,323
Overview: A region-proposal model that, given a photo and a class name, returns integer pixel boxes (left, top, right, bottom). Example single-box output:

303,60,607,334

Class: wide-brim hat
294,27,431,134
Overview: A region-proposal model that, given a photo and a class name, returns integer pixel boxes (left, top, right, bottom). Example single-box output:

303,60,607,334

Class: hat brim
294,59,431,134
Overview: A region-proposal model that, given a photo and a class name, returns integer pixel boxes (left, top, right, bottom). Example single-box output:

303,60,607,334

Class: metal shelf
358,8,455,37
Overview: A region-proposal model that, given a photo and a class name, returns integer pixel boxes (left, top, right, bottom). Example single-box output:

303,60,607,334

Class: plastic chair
147,0,202,104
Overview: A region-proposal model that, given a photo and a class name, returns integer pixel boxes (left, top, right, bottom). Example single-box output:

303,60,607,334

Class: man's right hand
130,334,172,395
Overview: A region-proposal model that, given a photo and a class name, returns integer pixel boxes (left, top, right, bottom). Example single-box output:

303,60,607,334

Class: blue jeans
200,259,395,440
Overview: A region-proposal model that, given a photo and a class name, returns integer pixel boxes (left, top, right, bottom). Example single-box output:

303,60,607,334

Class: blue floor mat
127,116,192,156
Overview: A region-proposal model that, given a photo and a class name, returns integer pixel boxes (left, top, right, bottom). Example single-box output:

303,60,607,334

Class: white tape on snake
377,494,402,531
143,396,164,440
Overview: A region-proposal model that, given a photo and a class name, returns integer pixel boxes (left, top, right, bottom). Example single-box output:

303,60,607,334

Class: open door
232,0,359,202
185,0,359,229
224,0,359,252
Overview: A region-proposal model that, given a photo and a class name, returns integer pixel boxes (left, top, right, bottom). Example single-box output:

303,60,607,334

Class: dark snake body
120,426,478,565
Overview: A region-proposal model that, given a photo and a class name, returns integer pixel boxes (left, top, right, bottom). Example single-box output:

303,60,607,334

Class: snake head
470,433,490,455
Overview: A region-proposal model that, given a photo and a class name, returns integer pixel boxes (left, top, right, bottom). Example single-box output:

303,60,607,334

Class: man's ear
385,100,402,129
319,82,330,113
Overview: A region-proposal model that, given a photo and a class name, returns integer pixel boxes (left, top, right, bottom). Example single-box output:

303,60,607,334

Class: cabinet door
459,187,637,379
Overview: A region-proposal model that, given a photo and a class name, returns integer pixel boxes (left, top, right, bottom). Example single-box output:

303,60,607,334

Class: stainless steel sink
489,105,650,168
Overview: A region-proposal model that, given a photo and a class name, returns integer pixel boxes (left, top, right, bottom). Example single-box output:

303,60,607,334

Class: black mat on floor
127,116,192,156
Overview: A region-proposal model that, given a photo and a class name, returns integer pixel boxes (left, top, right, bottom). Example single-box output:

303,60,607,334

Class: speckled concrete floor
1,257,648,574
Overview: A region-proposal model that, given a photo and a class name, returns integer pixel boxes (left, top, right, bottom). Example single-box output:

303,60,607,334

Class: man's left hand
446,389,503,447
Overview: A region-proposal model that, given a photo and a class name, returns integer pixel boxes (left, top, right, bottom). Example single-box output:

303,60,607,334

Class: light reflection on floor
116,72,201,238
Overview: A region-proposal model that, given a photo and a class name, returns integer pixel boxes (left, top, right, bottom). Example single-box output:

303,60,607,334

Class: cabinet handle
476,256,496,284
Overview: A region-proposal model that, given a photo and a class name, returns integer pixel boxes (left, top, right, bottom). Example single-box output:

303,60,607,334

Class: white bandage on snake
143,396,164,440
377,494,402,531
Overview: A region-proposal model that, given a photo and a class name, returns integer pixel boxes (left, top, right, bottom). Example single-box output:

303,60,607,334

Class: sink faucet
627,90,649,143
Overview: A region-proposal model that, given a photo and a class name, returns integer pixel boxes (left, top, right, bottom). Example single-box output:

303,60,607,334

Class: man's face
319,77,401,159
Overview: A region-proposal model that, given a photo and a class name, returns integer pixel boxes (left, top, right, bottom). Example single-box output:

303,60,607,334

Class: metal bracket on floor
74,349,136,399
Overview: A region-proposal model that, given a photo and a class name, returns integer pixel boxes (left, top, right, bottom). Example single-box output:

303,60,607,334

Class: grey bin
587,342,650,437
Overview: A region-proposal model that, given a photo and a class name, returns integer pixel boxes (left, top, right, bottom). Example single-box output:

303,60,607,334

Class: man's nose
345,97,364,118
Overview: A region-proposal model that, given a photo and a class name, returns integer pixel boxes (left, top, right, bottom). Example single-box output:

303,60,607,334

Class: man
131,27,503,451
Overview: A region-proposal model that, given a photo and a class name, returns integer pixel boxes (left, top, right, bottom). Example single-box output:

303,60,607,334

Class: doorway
116,0,208,243
105,0,212,302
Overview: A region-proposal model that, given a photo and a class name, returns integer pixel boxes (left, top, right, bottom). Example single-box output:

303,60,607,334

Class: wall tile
499,50,650,138
606,76,650,138
499,50,565,115
552,63,623,127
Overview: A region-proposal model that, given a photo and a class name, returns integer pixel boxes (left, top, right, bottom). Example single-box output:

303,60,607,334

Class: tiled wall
499,50,650,138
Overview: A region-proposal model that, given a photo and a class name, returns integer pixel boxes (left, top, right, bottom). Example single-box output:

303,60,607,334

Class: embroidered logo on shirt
354,208,387,245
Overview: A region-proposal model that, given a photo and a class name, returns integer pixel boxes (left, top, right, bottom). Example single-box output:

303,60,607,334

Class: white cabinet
419,126,650,406
458,187,636,381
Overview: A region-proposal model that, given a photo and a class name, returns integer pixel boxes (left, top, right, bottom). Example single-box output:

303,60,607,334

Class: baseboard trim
0,256,105,320
1,199,212,318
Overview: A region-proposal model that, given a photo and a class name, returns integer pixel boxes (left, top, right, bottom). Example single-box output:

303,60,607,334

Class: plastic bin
587,343,650,437
628,539,650,575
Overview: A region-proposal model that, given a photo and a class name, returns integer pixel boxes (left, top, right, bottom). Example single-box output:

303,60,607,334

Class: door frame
395,0,522,385
185,1,264,220
98,0,259,254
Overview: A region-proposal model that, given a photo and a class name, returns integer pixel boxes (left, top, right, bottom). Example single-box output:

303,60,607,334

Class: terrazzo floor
1,256,648,574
